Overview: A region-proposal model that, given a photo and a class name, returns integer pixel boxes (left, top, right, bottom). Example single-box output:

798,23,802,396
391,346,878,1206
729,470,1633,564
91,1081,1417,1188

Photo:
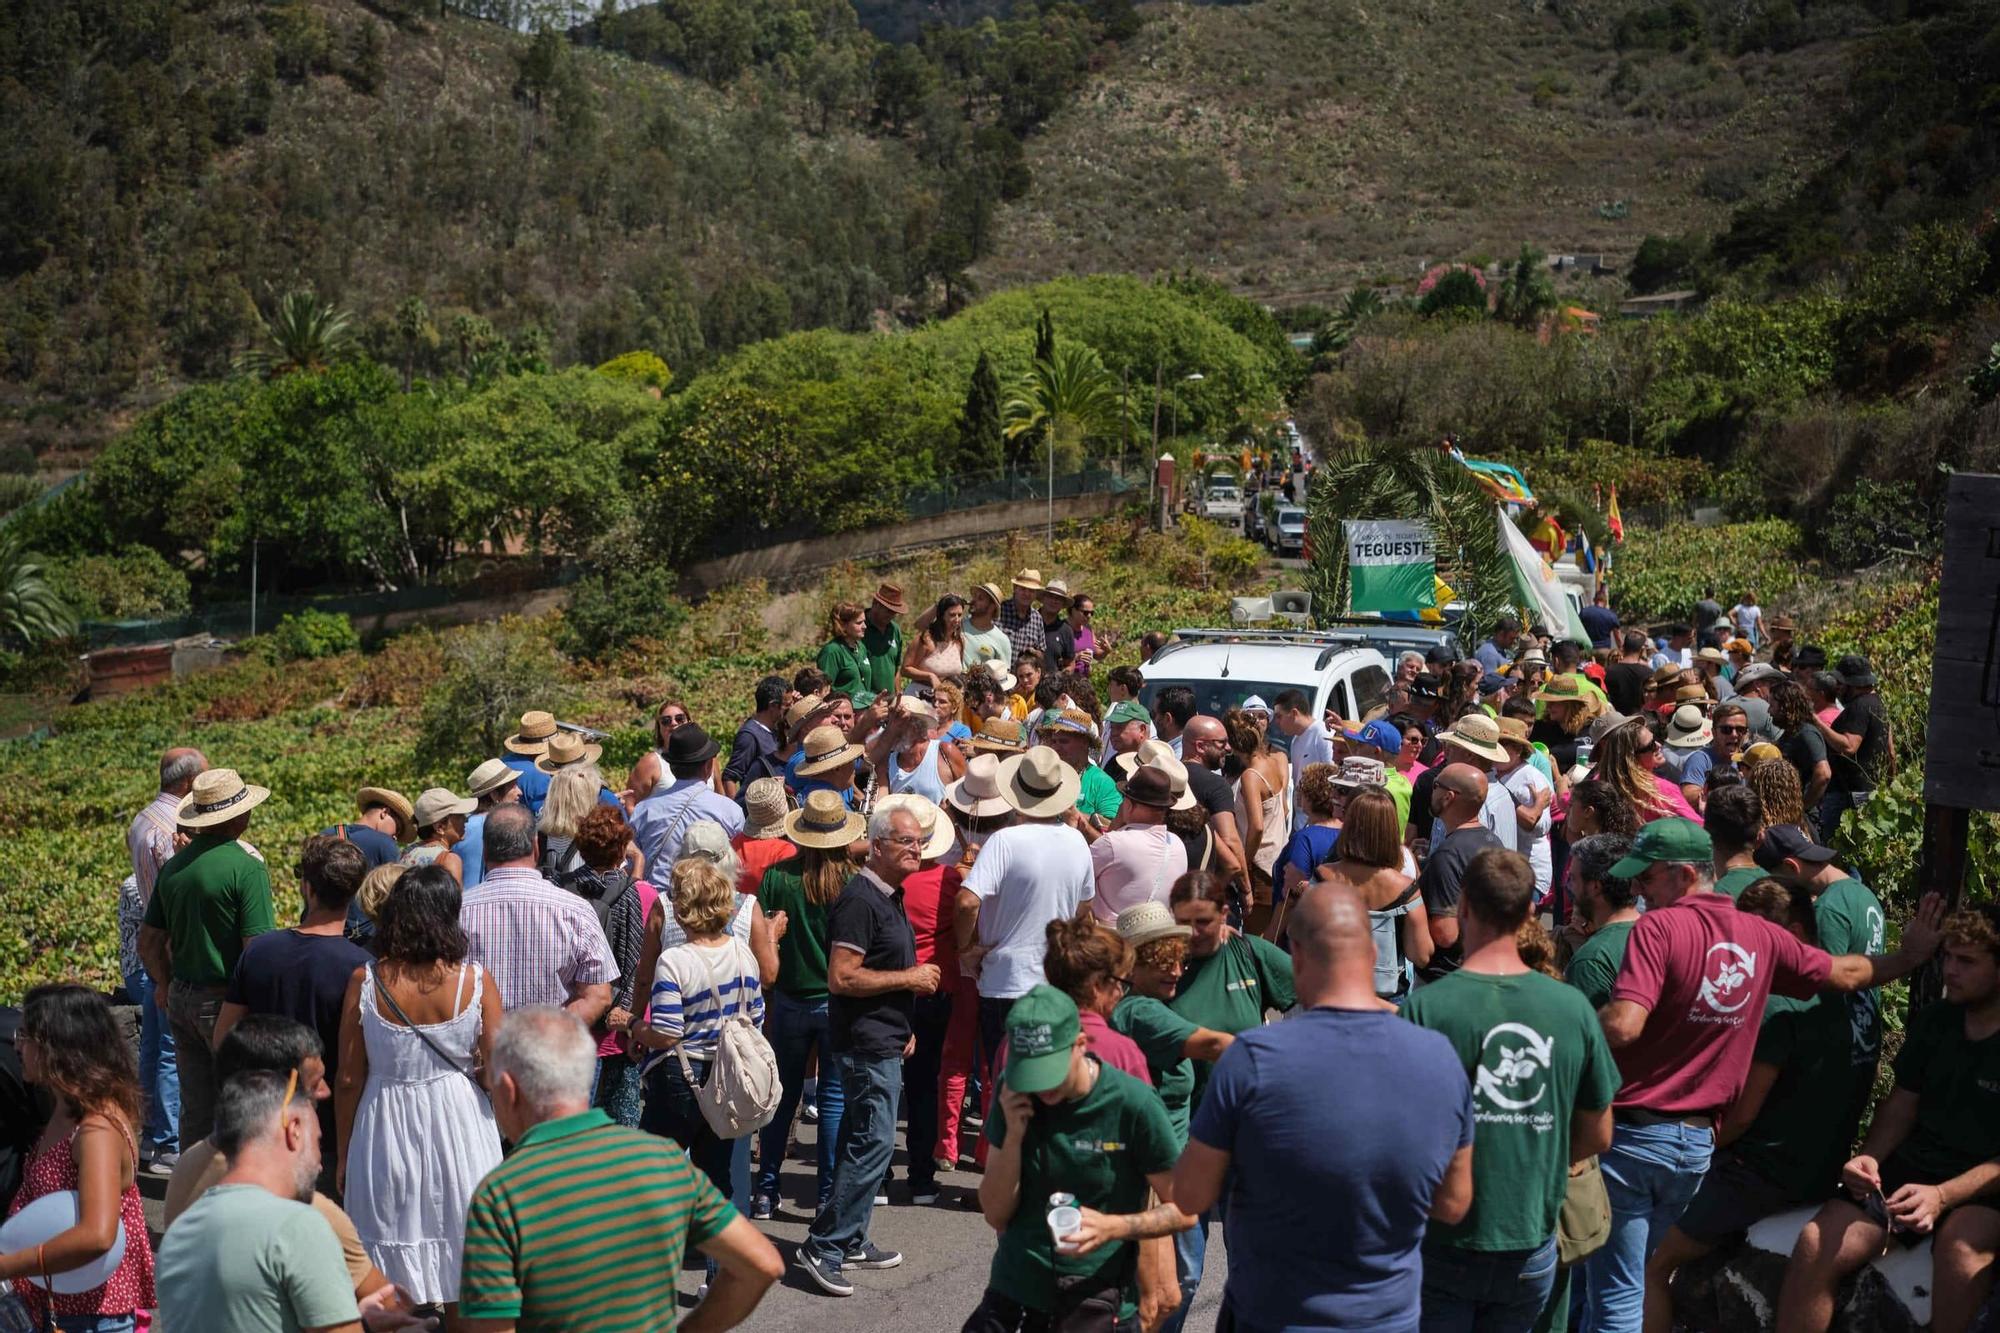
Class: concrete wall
677,489,1132,597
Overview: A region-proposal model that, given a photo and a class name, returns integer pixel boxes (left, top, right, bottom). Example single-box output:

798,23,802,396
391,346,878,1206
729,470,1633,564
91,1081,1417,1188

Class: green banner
1344,520,1436,613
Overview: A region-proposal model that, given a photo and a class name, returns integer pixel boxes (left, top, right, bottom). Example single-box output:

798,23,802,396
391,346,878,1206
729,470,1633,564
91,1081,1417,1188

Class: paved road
140,1116,1232,1331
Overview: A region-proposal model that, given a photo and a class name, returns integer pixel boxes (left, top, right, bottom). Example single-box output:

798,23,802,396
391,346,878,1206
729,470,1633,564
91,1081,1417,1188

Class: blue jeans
124,968,179,1154
804,1049,902,1270
593,1054,643,1127
757,990,845,1209
1578,1121,1714,1333
55,1317,138,1332
1420,1235,1560,1333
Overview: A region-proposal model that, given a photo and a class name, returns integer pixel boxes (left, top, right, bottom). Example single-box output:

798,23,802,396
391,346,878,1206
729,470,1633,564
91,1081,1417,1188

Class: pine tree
1034,307,1055,365
955,351,1004,482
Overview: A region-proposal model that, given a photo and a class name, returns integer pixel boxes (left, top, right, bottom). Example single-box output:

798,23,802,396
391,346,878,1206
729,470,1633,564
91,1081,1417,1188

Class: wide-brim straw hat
178,768,271,829
1115,901,1192,948
1011,568,1046,592
1108,740,1196,811
784,789,866,849
466,758,519,798
972,581,1005,609
970,718,1029,754
947,752,1017,819
357,786,415,842
874,793,957,860
504,710,558,756
412,787,478,831
535,731,604,774
1494,718,1534,754
795,724,865,778
1437,714,1510,766
996,745,1081,818
742,777,791,840
785,691,829,732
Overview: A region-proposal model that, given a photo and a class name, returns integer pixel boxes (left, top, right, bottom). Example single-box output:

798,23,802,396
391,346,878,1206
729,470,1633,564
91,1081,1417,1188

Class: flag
1528,514,1566,559
1418,575,1457,624
1607,485,1625,543
1344,520,1437,614
1497,506,1590,647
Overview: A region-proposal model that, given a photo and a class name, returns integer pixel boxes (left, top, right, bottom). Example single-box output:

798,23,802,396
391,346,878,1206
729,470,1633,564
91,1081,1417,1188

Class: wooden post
1908,804,1972,1011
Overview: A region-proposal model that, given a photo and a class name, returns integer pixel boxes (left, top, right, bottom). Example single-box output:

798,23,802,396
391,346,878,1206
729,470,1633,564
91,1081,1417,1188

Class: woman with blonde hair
537,764,604,877
356,863,407,931
1743,748,1808,832
902,593,968,690
1224,708,1290,936
816,601,872,703
1593,717,1702,824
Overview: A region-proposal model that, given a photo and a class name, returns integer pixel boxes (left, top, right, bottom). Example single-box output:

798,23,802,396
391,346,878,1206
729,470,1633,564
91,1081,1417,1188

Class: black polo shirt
827,868,917,1058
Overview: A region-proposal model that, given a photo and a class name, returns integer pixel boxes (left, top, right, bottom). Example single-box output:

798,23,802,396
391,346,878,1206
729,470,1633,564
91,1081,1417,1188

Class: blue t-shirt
1192,1008,1473,1333
454,812,488,887
1473,640,1506,671
784,748,858,809
501,755,552,817
1677,748,1715,790
1579,605,1620,649
1280,825,1341,892
318,823,400,869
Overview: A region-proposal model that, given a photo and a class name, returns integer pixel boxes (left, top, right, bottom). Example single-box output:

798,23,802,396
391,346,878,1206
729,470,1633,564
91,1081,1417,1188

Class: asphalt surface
138,1115,1232,1331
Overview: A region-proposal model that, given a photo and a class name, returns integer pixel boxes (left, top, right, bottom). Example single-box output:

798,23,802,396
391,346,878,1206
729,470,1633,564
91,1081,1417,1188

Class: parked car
1137,632,1393,751
1270,505,1307,556
1198,481,1244,525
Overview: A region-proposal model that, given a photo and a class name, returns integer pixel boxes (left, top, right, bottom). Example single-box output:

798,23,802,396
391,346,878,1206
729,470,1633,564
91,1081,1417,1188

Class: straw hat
783,789,866,849
1695,646,1729,667
970,718,1029,755
177,768,270,829
1495,718,1534,754
1040,579,1071,603
1674,684,1710,704
504,710,558,756
1330,755,1388,788
980,662,1018,694
996,745,1081,818
1437,713,1510,766
1011,568,1046,592
972,581,1005,610
1036,707,1099,744
872,581,908,615
1735,740,1784,765
1114,901,1192,948
1664,704,1713,749
1540,674,1587,703
1647,664,1682,690
785,691,829,732
1148,754,1200,812
535,731,604,774
795,725,865,778
874,793,956,860
946,753,1015,820
465,758,519,799
412,787,478,832
742,778,790,841
357,786,415,842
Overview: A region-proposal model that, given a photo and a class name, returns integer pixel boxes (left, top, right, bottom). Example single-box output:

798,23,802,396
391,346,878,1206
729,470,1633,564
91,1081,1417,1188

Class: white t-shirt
1287,722,1337,833
1088,825,1188,925
1498,763,1553,896
1429,775,1521,855
963,821,1094,999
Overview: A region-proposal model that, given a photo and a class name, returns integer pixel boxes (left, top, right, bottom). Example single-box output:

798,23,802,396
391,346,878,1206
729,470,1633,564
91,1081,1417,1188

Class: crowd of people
0,565,1992,1333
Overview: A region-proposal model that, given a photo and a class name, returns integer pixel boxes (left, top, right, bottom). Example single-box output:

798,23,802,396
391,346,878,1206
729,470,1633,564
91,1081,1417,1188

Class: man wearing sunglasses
1676,702,1749,815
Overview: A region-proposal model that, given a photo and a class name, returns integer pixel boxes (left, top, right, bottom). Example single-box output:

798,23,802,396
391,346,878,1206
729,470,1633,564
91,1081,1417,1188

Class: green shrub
414,619,572,771
265,609,361,661
1612,520,1821,622
559,566,691,662
44,547,192,620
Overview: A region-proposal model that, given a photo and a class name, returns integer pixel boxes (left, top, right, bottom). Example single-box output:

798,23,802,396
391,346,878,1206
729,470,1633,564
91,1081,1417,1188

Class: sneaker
933,1156,956,1176
909,1185,940,1205
749,1194,774,1221
844,1242,903,1270
963,1110,983,1128
802,1102,820,1123
695,1283,709,1302
796,1250,853,1297
145,1150,179,1177
874,1192,889,1206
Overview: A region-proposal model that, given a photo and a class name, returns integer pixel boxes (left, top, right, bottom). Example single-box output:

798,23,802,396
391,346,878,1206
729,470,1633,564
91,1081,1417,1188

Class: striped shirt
460,867,616,1011
459,1108,734,1331
643,937,764,1073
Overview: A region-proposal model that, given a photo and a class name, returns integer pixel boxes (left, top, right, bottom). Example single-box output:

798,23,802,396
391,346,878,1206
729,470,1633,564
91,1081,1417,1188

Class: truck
1197,479,1245,526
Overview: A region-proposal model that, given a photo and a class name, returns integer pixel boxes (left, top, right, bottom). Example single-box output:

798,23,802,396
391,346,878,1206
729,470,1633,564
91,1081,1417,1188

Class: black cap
1755,824,1838,873
1409,672,1444,700
1425,644,1458,666
664,723,720,767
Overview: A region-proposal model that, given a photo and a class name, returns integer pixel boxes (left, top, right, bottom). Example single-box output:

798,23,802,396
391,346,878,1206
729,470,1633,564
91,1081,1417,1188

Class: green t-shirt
461,1109,735,1332
1889,1001,2000,1181
1715,865,1765,901
1384,769,1413,836
1109,994,1199,1145
1171,934,1296,1108
1815,875,1886,1068
1404,970,1621,1252
1078,764,1122,821
142,833,276,985
755,860,831,999
156,1184,360,1333
816,638,873,703
862,619,904,696
1730,993,1859,1200
984,1061,1179,1318
1563,920,1635,1010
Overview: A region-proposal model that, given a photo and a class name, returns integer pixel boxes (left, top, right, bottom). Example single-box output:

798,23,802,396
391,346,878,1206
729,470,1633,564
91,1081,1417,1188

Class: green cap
1105,700,1152,728
1609,818,1714,879
1003,985,1081,1093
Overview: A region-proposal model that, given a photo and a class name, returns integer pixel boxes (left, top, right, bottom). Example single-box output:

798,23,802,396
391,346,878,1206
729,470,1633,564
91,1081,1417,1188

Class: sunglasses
1637,739,1661,755
1715,724,1748,735
658,712,687,725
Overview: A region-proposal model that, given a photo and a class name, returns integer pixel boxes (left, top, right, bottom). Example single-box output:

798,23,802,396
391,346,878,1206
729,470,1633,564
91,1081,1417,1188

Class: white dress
345,962,503,1303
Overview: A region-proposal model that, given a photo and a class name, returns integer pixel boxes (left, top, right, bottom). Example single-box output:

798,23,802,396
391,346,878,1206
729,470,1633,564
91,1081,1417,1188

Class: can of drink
1047,1192,1082,1254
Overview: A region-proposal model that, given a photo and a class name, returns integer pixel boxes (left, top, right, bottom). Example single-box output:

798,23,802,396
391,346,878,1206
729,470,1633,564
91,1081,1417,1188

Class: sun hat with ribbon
1695,646,1729,667
1437,713,1510,766
412,787,478,832
1041,579,1071,603
785,691,829,732
973,581,1005,609
874,793,956,860
997,744,1082,818
1495,717,1535,754
947,752,1016,819
783,789,866,850
1115,901,1193,948
1664,704,1713,749
1117,764,1177,810
1674,684,1710,704
970,717,1029,755
535,731,604,775
357,787,415,842
795,725,865,778
177,768,271,829
1540,674,1588,703
1035,707,1099,745
1647,663,1683,690
465,758,519,799
1330,755,1389,788
504,710,559,756
742,778,791,841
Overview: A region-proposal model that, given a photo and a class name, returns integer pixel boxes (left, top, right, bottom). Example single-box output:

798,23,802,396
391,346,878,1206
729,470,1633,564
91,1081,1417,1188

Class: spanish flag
1607,485,1625,543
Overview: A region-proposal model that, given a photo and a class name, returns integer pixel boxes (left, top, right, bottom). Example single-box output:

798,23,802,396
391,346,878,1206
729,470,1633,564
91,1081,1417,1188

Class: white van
1136,631,1394,747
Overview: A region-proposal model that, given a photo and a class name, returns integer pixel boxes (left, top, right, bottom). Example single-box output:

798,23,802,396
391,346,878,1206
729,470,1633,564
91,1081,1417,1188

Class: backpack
676,941,781,1139
1368,879,1423,998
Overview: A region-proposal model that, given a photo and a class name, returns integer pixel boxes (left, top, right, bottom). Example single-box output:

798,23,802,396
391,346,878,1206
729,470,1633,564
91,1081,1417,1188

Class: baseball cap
1340,719,1404,755
1238,694,1271,716
1754,824,1838,872
1105,700,1152,728
1003,985,1081,1093
1609,818,1714,878
1479,672,1509,696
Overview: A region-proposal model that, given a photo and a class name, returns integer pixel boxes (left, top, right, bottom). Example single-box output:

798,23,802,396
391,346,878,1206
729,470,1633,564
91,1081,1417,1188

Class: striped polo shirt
459,1108,735,1330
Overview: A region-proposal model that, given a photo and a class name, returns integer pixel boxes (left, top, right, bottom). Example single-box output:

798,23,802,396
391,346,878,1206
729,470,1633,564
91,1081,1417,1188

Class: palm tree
1001,343,1132,474
235,290,356,378
0,533,78,648
1494,245,1558,330
1301,440,1516,644
1314,287,1386,356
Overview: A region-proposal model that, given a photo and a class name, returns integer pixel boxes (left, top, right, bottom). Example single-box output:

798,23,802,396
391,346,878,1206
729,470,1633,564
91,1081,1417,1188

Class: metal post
249,539,259,638
1151,361,1162,456
1047,442,1055,550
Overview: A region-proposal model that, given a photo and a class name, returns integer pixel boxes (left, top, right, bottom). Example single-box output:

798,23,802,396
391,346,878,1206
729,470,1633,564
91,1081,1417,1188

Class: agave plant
235,290,357,377
0,533,79,648
1001,342,1133,472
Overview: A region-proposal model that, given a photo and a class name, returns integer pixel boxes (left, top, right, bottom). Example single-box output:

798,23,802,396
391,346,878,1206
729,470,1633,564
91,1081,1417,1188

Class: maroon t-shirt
1609,892,1832,1115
